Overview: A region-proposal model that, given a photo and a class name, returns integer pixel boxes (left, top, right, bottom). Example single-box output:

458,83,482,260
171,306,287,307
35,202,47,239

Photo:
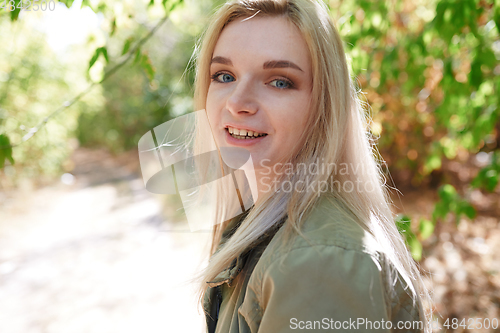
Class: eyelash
210,72,295,89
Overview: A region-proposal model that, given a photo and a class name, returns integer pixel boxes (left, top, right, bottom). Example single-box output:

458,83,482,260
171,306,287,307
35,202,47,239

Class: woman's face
206,16,313,176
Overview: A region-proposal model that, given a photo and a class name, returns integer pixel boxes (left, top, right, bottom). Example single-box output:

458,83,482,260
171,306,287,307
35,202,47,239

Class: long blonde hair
192,0,431,330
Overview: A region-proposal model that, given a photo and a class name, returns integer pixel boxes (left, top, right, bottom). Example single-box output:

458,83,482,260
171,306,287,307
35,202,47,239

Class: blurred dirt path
0,148,211,333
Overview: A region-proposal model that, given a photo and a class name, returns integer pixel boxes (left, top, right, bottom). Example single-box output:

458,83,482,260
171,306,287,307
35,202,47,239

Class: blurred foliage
0,0,499,259
0,9,101,183
396,214,423,260
76,0,196,153
472,150,500,190
332,0,499,259
335,0,499,179
0,0,210,186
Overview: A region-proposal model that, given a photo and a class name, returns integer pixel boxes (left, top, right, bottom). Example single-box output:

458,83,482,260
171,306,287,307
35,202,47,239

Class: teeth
227,126,266,138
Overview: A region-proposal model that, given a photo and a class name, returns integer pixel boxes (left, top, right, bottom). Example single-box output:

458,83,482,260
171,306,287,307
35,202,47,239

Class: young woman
191,0,432,332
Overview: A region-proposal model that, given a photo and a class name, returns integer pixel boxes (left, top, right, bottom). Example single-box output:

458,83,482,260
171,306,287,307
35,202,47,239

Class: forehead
213,16,311,69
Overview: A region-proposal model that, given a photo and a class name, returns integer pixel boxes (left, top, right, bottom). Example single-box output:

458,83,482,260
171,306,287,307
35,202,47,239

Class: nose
226,77,259,116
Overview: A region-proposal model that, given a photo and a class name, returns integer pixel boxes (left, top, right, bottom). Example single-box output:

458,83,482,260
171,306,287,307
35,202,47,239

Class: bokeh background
0,0,499,332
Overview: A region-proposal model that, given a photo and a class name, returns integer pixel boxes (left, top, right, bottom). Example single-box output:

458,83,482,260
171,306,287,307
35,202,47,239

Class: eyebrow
210,56,303,72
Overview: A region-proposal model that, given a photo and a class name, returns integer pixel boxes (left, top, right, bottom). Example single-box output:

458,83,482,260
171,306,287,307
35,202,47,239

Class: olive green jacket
203,196,423,333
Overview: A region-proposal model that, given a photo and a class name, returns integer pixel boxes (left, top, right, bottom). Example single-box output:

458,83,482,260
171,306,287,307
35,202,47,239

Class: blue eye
270,78,294,89
211,72,235,83
271,79,291,89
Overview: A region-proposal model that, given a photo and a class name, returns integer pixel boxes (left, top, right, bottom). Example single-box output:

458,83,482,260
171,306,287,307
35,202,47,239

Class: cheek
206,87,214,110
276,93,311,127
206,85,226,112
205,90,218,118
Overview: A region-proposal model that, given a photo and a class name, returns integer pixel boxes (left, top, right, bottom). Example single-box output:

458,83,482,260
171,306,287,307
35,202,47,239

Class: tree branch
0,12,172,150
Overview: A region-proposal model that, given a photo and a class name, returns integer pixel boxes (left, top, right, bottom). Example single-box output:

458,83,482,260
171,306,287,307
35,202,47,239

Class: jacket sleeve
255,244,392,333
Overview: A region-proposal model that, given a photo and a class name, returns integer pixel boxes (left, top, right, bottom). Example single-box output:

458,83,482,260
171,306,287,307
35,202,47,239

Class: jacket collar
206,211,249,288
206,253,247,288
206,210,286,288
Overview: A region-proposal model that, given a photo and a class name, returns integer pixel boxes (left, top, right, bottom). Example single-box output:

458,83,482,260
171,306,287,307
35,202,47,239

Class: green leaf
472,156,500,191
122,38,133,55
424,154,442,174
479,48,497,69
432,184,459,222
10,0,22,21
81,0,91,9
432,1,447,31
395,214,411,235
418,218,435,240
110,18,117,37
394,214,421,259
148,0,155,7
433,184,477,225
460,203,476,220
494,5,500,35
100,47,109,63
163,0,183,11
0,134,15,169
433,201,449,221
438,184,457,202
133,48,142,64
140,53,155,81
96,3,107,13
486,171,499,191
59,0,76,8
88,47,109,71
408,235,423,261
88,48,101,70
470,59,482,89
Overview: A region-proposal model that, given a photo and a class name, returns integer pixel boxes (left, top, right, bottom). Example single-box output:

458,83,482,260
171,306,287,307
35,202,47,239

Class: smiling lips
226,126,268,139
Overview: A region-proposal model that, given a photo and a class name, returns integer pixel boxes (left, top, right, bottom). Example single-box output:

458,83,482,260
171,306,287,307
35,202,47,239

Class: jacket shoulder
239,196,423,332
254,194,384,284
265,195,381,261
